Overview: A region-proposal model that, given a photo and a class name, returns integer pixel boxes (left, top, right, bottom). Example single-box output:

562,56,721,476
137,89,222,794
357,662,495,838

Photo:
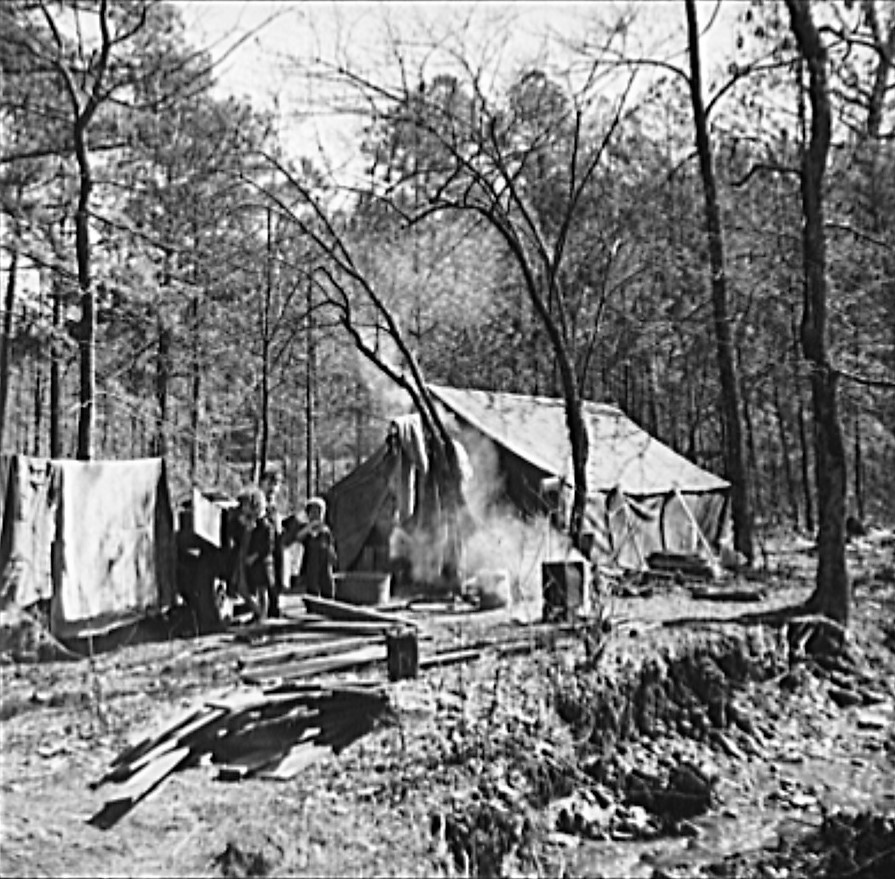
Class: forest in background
1,0,892,552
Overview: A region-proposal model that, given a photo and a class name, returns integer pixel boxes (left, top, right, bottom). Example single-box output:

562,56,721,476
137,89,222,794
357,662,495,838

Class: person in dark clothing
231,486,274,622
259,470,285,617
296,496,337,599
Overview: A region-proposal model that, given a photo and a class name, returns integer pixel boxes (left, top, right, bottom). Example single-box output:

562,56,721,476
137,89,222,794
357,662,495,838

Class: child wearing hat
230,486,276,621
294,497,338,599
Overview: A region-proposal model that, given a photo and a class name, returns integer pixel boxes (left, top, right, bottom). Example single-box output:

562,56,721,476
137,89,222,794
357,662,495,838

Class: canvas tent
326,415,461,583
427,384,730,570
0,455,176,638
326,385,730,581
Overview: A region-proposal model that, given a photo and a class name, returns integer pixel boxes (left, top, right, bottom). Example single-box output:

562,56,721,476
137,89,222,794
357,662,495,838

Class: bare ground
1,538,894,878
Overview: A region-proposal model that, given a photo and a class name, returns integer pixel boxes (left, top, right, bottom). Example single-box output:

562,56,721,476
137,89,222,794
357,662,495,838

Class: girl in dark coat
295,497,337,599
231,486,275,621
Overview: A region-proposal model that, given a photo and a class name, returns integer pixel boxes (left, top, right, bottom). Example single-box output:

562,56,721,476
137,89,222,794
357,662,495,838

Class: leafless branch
732,161,801,187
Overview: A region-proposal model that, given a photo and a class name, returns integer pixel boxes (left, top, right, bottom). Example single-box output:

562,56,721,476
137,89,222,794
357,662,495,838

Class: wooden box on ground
386,627,419,681
542,560,590,622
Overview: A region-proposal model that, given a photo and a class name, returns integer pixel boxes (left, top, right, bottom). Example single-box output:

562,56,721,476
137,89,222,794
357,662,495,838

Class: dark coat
246,514,277,594
300,523,337,597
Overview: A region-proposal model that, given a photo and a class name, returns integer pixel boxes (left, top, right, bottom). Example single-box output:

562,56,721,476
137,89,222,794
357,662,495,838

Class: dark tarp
326,442,401,572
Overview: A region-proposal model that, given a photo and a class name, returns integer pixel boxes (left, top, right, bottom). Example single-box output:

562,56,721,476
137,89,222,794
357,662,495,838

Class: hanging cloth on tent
0,456,58,609
391,414,428,520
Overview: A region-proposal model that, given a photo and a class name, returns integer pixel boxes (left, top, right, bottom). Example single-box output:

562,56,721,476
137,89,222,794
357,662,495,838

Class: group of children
227,471,338,622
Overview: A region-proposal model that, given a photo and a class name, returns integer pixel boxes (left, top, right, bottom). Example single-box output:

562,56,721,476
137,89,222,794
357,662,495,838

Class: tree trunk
0,246,17,448
189,294,200,484
797,391,814,533
305,276,316,498
32,351,42,457
73,120,95,461
49,277,62,458
154,244,173,459
685,0,754,562
773,381,799,525
786,0,850,624
154,318,171,458
260,207,273,476
853,412,864,522
743,393,762,524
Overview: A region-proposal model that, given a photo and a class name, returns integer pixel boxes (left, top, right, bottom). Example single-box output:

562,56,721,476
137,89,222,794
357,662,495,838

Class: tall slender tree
785,0,850,624
684,0,754,563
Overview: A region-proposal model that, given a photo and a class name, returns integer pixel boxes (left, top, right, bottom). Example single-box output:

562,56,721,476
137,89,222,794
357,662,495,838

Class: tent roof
428,384,729,496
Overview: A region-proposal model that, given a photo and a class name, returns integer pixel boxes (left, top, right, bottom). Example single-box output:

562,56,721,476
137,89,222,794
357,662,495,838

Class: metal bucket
333,571,392,606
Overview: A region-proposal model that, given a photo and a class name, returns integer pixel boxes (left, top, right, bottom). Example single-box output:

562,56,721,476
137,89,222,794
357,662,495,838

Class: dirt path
1,542,893,878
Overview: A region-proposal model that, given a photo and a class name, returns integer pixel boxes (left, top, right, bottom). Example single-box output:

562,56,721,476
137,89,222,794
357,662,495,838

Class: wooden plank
93,707,227,789
231,617,328,641
209,708,323,764
241,632,351,654
262,677,382,695
241,636,384,671
418,648,482,670
689,585,764,602
240,644,386,685
204,688,315,713
88,746,191,830
260,739,329,780
108,703,203,769
300,621,405,637
216,746,289,781
302,595,417,628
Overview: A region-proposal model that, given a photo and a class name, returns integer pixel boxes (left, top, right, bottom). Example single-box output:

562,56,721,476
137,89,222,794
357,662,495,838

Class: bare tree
300,19,641,546
6,0,152,458
684,0,754,563
785,0,850,625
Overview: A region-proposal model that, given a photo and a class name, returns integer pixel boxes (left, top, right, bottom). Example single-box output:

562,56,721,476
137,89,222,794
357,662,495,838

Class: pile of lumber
88,682,395,829
233,596,420,687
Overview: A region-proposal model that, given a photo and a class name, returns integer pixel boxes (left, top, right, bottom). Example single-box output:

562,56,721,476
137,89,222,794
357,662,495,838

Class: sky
174,1,745,174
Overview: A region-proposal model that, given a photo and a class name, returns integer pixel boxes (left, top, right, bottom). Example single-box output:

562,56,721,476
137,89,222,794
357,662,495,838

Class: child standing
259,470,285,617
229,486,275,622
296,497,337,599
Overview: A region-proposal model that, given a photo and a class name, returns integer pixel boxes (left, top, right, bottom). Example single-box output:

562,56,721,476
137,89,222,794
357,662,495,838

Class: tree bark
189,293,200,483
154,318,171,458
773,381,799,524
73,118,95,460
685,0,755,563
50,273,62,459
0,246,17,448
305,275,316,498
786,0,850,624
260,207,273,477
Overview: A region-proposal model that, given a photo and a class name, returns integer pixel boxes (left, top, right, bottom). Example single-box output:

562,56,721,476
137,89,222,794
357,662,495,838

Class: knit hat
305,496,326,516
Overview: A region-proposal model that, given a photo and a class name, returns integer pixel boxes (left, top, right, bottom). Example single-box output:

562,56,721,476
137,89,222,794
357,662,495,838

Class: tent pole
622,498,647,571
673,486,717,562
606,501,646,571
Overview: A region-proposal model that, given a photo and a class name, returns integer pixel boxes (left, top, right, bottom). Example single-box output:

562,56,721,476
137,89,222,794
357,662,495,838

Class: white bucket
476,569,513,610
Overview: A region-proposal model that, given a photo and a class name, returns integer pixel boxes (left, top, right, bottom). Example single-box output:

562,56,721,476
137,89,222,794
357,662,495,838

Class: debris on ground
3,534,894,879
702,810,895,879
88,682,396,829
